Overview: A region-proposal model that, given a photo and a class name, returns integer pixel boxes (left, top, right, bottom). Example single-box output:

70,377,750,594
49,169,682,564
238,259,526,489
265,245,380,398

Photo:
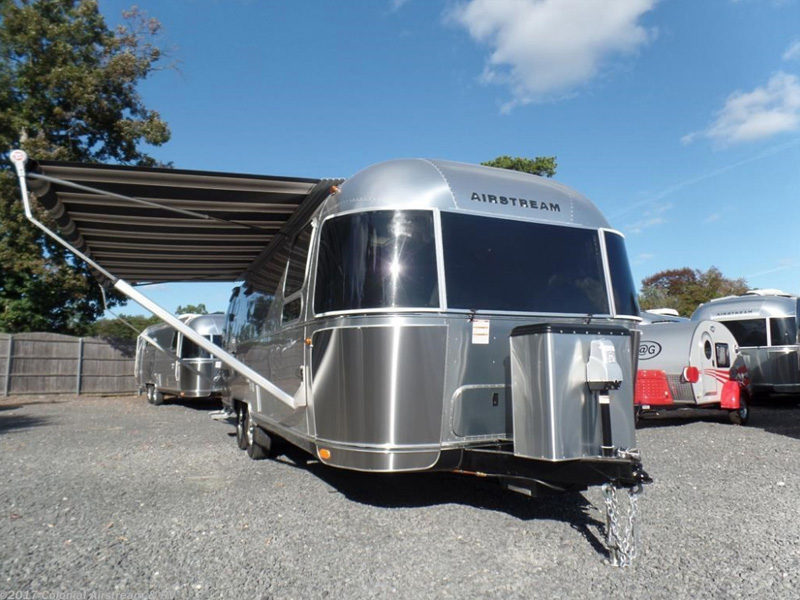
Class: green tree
639,266,749,317
0,0,171,335
176,303,208,315
481,155,557,177
88,313,161,341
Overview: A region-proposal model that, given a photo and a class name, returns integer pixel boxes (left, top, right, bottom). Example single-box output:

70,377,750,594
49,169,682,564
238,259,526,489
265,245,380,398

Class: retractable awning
20,158,341,285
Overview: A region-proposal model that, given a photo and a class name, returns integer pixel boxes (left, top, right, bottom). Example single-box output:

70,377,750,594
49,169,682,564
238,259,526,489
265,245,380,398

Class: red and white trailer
635,318,750,424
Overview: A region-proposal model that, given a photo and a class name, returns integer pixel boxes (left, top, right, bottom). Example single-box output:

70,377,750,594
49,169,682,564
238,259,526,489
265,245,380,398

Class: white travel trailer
691,290,800,398
635,314,749,424
135,313,226,404
10,150,649,565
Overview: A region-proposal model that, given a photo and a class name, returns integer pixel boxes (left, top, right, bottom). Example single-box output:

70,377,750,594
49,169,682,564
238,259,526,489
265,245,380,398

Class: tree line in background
0,1,752,340
638,267,748,317
0,0,170,335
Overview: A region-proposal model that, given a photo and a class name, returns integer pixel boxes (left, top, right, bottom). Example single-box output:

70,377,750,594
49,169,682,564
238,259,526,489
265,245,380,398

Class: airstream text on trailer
691,290,800,397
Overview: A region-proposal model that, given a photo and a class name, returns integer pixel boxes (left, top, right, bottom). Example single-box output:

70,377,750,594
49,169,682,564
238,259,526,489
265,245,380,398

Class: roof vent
743,289,791,297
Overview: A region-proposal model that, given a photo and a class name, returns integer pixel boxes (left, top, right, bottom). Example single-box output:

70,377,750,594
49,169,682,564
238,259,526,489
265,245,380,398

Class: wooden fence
0,332,136,396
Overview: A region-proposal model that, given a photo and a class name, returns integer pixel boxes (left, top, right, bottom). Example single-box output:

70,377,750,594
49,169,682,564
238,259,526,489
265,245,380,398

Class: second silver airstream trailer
135,313,226,404
635,313,750,424
691,290,800,398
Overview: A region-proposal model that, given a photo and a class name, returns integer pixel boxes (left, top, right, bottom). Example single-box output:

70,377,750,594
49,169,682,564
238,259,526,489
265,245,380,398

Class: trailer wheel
728,395,749,426
146,385,155,404
235,404,249,450
246,421,272,460
151,389,165,406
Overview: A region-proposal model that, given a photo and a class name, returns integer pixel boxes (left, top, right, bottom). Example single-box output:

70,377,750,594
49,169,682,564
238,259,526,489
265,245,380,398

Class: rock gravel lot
1,394,798,600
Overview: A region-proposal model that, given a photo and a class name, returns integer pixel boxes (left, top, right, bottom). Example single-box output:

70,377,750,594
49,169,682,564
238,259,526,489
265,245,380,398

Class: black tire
246,421,272,460
236,404,249,450
728,394,749,426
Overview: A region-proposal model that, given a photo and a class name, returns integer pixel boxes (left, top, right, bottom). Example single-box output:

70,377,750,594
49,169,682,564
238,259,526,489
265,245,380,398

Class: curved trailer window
770,317,797,346
441,213,610,314
315,210,439,313
603,231,640,317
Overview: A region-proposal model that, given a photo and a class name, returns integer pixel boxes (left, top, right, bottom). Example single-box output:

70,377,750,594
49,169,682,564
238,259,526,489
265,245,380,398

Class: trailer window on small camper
314,210,439,313
715,343,731,368
722,319,767,347
441,213,609,314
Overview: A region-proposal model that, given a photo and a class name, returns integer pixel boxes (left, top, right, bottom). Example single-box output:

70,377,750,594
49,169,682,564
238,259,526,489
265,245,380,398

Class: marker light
682,366,700,383
319,448,331,460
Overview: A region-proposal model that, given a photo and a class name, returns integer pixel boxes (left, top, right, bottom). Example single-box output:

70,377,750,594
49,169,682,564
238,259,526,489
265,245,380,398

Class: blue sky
96,0,800,317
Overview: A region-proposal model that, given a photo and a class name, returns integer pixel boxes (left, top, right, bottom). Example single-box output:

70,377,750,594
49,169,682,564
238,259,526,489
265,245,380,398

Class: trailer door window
603,231,640,317
315,210,438,313
441,213,609,314
769,317,797,346
721,319,767,347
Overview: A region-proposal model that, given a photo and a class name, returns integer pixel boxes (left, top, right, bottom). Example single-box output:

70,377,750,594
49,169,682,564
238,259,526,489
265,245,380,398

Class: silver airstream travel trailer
691,290,800,398
635,312,750,424
10,150,649,565
135,313,226,404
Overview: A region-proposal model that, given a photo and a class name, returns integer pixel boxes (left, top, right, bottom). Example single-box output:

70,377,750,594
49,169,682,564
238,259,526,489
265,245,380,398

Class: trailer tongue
9,149,650,566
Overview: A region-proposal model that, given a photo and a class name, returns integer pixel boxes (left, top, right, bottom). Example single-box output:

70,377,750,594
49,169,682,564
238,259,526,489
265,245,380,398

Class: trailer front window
721,319,767,347
182,334,223,359
315,210,439,313
441,213,609,314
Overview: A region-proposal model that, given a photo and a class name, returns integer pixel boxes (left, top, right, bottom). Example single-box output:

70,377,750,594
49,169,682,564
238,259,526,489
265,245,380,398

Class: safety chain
602,482,642,567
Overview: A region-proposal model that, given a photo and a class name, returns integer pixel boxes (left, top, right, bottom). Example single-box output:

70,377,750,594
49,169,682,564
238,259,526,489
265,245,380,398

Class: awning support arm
9,149,300,410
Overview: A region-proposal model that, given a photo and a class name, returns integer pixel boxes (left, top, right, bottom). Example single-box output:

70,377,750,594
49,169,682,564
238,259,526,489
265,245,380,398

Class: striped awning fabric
25,160,341,285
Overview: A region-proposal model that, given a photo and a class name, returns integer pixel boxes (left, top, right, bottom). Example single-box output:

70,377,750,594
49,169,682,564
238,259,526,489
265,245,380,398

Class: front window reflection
314,210,439,313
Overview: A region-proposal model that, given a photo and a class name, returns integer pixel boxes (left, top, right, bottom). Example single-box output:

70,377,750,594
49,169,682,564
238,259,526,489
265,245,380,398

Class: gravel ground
1,393,799,600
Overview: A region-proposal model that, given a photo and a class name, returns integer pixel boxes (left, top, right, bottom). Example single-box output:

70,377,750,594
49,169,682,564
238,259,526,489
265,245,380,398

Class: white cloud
389,0,410,12
449,0,658,110
682,72,800,146
784,40,800,61
633,253,655,265
704,213,721,223
625,203,672,234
